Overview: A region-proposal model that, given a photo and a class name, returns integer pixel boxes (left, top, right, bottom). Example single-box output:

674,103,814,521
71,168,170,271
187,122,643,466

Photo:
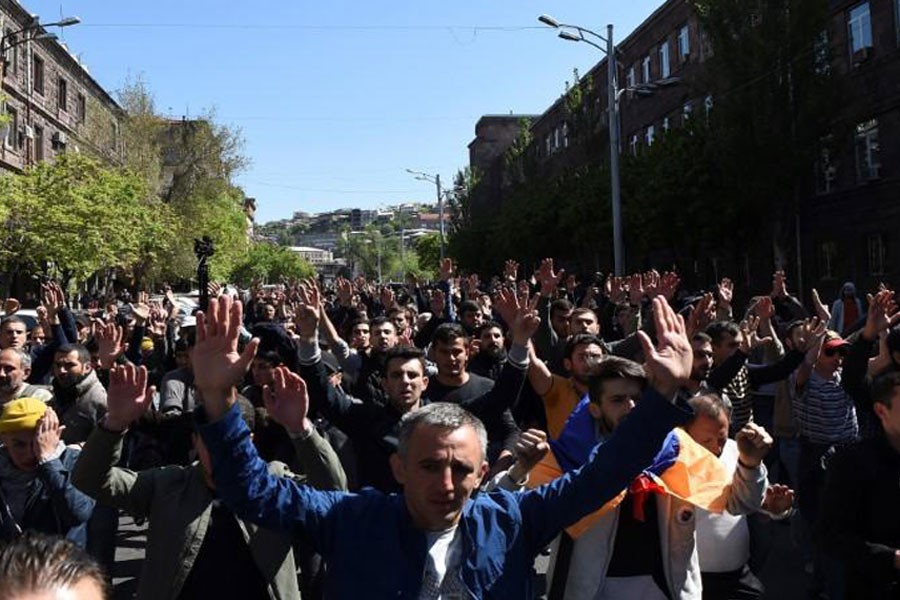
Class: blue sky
30,0,663,223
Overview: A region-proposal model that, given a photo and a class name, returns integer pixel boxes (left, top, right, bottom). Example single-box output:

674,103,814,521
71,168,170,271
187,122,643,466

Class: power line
245,181,421,194
79,23,544,32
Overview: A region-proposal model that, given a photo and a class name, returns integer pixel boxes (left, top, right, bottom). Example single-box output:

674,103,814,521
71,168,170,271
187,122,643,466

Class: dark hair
432,322,469,346
871,372,900,408
571,307,598,322
564,333,604,360
194,395,256,432
687,392,732,421
254,350,284,367
474,321,503,338
692,332,712,345
587,356,646,404
386,306,406,319
370,316,395,332
0,315,28,331
550,298,574,315
0,532,107,599
705,321,741,345
383,346,427,374
54,344,91,365
459,300,480,316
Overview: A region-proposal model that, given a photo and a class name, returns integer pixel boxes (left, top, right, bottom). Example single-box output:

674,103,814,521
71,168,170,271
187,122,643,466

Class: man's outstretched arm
517,296,695,553
192,295,346,555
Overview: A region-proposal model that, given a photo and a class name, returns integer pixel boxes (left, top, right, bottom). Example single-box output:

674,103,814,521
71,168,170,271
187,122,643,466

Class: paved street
111,513,809,599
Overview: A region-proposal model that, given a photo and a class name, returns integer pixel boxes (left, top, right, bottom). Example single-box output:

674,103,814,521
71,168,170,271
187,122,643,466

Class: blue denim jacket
201,388,691,598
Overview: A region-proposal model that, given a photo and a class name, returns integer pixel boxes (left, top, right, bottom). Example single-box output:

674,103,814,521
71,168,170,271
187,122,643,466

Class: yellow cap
141,337,154,352
0,397,48,434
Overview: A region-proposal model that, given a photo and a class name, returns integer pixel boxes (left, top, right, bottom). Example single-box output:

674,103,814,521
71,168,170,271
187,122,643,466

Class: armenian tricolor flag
528,396,731,538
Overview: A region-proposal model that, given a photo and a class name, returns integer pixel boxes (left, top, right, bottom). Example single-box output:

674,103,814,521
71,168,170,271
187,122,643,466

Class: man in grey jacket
73,363,347,600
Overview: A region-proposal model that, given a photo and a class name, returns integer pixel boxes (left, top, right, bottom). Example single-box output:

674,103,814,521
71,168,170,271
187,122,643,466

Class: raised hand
863,288,900,341
439,258,455,282
628,273,644,306
41,282,65,322
771,270,788,298
263,366,312,435
105,364,155,432
95,321,125,370
509,292,541,345
295,279,322,338
755,296,775,322
643,270,660,299
735,422,773,468
637,297,693,399
503,260,519,282
3,297,20,315
130,300,151,325
717,278,734,308
336,277,354,307
536,258,564,297
659,271,680,302
685,292,715,339
33,407,64,463
762,484,794,515
193,295,260,418
739,315,772,353
810,288,831,323
508,429,549,483
793,317,827,353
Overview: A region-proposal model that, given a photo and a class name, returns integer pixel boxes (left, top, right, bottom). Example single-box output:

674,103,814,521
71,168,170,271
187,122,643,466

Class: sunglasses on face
823,347,847,358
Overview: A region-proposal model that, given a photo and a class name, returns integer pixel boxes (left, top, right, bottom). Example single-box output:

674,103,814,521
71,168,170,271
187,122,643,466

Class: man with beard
50,344,107,445
348,316,399,406
528,333,605,440
465,321,506,381
0,348,53,405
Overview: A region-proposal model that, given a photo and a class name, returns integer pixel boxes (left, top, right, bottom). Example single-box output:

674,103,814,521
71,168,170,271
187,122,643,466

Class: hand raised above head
105,364,155,432
263,366,312,435
637,297,692,400
193,295,259,418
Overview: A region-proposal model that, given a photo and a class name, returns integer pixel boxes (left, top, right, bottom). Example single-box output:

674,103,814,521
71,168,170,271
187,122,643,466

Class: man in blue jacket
194,294,695,599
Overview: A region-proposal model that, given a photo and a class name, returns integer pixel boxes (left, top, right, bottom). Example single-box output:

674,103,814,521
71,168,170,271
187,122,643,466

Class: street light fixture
405,168,445,261
539,13,624,276
1,15,80,73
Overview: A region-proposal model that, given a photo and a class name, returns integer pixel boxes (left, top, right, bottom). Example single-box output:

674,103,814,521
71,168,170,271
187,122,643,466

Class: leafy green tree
414,233,441,278
230,242,315,287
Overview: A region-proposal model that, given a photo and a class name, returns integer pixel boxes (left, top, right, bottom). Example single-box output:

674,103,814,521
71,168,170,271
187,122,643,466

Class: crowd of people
0,259,898,600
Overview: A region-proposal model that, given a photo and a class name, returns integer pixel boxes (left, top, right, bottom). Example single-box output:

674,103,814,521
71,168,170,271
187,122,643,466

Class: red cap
822,336,849,351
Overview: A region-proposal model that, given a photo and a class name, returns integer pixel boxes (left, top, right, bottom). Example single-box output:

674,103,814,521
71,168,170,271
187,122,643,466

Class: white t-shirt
695,440,751,573
419,525,466,600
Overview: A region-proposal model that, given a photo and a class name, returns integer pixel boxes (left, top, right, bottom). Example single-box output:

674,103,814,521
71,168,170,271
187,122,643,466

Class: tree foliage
230,242,315,287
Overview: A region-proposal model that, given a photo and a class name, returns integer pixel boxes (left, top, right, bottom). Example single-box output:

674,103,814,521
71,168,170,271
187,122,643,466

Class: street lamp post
406,168,445,261
539,15,624,277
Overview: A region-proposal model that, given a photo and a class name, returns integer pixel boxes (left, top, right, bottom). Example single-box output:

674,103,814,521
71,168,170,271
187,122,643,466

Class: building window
659,41,671,78
32,55,44,95
626,65,636,90
34,125,44,162
57,77,68,111
855,119,880,181
630,134,639,155
816,145,836,195
678,25,690,59
868,234,886,275
76,93,86,124
663,117,670,132
704,95,714,118
645,125,655,146
641,56,651,82
848,2,873,55
820,241,838,279
562,121,569,148
683,102,693,122
4,106,17,148
545,134,552,156
3,29,18,75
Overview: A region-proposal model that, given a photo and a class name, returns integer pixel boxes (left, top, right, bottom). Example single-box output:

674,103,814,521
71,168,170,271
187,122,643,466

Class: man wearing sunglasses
792,328,859,596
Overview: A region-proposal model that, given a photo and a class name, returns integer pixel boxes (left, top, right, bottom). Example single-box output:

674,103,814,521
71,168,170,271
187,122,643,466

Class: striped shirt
724,366,752,432
792,370,858,444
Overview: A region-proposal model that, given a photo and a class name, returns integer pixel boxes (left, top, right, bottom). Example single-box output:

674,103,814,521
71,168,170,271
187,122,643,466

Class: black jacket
819,433,900,599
